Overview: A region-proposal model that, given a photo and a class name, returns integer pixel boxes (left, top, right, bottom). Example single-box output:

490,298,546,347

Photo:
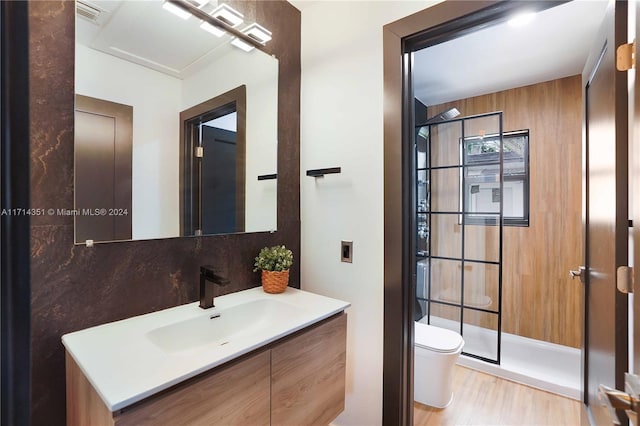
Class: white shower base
420,316,581,400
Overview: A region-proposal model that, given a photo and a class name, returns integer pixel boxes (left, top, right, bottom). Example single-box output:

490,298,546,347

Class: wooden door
582,1,629,424
201,125,244,234
75,95,133,243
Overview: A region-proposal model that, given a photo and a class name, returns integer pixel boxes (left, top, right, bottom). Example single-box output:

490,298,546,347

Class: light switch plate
341,241,353,263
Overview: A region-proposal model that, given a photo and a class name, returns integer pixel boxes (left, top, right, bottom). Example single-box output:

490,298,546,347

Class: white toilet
414,322,464,408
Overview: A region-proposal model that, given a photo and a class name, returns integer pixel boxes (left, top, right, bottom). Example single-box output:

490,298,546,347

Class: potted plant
253,245,293,293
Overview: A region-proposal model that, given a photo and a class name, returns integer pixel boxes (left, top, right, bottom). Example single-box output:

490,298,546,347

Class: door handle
569,266,586,283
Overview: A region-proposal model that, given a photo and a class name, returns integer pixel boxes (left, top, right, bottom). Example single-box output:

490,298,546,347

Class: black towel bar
306,167,341,177
257,174,277,181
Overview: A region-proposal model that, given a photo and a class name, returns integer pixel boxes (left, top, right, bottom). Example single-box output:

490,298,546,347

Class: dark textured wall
28,2,300,424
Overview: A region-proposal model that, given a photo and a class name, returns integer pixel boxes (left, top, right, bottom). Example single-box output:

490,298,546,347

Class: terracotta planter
261,269,289,294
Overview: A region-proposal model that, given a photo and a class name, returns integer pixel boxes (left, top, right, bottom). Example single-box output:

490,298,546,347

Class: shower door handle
569,266,586,283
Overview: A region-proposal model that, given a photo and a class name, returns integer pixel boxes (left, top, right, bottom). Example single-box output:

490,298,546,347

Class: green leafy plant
253,245,293,272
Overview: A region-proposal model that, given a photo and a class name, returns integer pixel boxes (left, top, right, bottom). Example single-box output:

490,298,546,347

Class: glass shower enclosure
414,111,504,364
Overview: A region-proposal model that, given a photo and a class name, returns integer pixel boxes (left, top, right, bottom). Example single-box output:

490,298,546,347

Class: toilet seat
415,322,464,354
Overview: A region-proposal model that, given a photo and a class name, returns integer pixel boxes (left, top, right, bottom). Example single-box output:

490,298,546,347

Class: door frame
179,85,246,236
580,1,629,423
633,0,640,382
1,1,31,424
383,1,578,424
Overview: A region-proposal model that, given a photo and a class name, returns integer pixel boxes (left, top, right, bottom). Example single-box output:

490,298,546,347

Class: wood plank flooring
414,366,581,426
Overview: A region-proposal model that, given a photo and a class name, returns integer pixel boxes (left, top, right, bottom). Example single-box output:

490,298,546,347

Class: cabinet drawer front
271,313,347,425
115,350,270,426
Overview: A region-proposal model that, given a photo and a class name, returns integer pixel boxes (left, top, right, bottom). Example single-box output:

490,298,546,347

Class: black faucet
199,265,231,309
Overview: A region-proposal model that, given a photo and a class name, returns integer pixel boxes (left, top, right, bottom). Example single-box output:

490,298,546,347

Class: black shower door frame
414,111,504,364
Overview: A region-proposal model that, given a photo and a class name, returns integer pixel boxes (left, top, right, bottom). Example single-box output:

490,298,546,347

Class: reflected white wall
75,43,181,240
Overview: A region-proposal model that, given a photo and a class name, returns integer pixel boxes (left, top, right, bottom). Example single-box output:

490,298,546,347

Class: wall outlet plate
341,241,353,263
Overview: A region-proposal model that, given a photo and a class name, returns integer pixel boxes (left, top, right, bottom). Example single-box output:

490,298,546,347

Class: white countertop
62,287,350,411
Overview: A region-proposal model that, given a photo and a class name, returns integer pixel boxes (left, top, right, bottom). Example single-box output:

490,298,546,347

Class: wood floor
414,366,581,426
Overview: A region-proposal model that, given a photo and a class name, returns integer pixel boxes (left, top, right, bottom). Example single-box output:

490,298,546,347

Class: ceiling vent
76,1,104,25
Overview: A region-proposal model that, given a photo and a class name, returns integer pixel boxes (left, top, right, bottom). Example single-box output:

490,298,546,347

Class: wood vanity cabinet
66,312,347,426
271,312,347,425
66,350,271,426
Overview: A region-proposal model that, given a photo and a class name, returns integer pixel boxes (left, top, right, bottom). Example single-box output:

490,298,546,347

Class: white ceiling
76,0,241,79
287,0,315,11
80,1,608,98
413,0,609,106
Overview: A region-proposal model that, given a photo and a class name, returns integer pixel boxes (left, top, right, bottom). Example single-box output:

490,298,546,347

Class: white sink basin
146,299,304,353
62,287,349,411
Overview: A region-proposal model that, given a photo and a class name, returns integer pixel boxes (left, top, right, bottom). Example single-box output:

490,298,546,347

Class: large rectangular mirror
74,0,278,244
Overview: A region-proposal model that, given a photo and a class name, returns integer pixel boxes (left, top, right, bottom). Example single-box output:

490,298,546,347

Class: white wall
299,1,438,424
76,43,181,240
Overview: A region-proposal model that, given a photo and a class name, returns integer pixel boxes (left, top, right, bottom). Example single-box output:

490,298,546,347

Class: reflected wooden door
582,1,629,424
75,95,132,243
201,126,239,234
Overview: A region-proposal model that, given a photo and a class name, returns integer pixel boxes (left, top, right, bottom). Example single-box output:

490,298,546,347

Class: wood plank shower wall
428,75,583,348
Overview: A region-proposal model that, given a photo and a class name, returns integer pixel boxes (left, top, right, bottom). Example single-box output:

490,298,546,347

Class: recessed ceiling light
162,1,191,20
507,12,536,27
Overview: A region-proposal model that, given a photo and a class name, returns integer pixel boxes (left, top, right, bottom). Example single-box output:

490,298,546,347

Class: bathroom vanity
63,288,349,425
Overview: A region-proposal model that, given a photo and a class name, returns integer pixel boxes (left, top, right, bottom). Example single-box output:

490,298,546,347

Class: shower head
424,107,460,124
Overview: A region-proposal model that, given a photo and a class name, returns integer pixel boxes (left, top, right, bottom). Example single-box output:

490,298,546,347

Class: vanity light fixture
243,23,272,43
230,23,272,52
200,21,226,37
211,4,244,27
162,1,192,19
230,37,254,52
163,0,208,19
200,3,244,37
166,0,271,52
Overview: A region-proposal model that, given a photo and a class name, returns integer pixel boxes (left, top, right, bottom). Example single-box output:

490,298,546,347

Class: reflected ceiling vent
76,1,106,25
